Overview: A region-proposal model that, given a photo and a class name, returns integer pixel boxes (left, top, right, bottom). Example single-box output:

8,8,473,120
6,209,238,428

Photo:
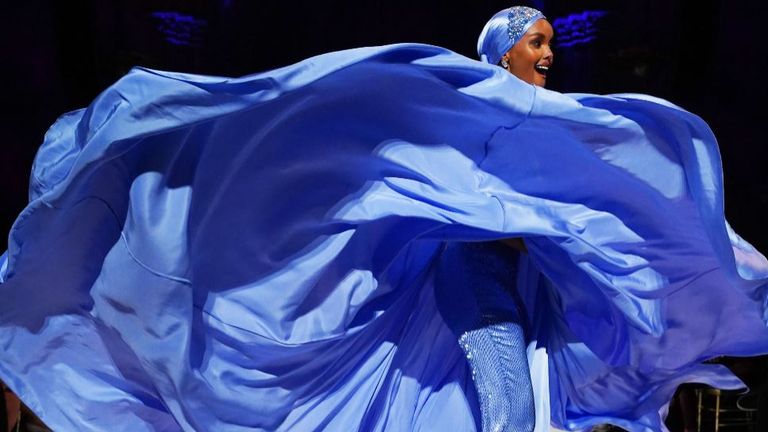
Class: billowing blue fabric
1,43,767,432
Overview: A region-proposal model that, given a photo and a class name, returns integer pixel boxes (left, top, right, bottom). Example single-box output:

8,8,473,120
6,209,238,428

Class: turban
477,6,546,65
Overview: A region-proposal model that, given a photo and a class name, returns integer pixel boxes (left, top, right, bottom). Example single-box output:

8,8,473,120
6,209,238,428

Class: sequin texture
507,6,545,47
453,243,535,432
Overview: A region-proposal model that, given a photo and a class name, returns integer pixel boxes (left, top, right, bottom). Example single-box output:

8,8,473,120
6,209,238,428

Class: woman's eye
531,40,542,48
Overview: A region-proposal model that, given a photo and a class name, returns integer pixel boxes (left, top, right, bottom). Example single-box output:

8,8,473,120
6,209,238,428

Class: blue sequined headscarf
477,6,546,65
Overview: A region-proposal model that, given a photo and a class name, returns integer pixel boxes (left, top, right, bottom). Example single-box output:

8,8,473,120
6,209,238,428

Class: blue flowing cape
1,44,767,432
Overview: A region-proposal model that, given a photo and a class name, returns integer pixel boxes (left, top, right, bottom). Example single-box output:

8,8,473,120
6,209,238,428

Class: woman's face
502,19,554,87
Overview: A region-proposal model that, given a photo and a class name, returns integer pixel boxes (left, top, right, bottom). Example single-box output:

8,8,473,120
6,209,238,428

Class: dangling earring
501,59,509,69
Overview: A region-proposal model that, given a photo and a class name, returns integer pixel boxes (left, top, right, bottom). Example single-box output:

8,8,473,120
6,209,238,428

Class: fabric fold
1,43,766,432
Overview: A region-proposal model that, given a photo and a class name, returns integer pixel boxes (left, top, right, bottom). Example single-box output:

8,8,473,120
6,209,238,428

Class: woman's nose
544,45,554,61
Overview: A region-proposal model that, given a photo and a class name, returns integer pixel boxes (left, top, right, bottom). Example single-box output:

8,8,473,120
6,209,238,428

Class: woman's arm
2,382,19,432
500,237,527,253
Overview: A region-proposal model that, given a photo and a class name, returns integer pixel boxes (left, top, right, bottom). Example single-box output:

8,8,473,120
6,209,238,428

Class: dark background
1,0,767,252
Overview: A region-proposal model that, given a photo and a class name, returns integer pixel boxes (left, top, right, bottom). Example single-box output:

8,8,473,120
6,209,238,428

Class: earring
501,59,509,68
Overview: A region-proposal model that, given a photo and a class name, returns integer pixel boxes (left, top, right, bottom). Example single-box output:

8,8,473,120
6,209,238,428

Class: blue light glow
150,11,208,47
552,10,608,48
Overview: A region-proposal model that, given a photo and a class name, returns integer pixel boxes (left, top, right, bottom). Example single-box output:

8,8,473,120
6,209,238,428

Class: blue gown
1,43,767,432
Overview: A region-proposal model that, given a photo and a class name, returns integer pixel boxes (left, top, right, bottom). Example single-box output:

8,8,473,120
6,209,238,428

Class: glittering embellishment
454,243,535,432
460,324,533,432
507,6,545,47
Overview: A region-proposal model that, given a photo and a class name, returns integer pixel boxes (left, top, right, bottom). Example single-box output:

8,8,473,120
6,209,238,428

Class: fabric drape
0,44,766,432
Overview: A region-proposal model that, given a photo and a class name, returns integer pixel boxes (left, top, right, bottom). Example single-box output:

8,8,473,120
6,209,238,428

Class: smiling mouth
534,64,549,76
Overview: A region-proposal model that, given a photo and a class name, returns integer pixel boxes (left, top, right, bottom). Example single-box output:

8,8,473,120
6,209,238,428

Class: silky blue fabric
1,43,767,432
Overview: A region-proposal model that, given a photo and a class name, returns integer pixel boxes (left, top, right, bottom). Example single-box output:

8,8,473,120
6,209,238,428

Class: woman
434,6,555,432
0,5,767,432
